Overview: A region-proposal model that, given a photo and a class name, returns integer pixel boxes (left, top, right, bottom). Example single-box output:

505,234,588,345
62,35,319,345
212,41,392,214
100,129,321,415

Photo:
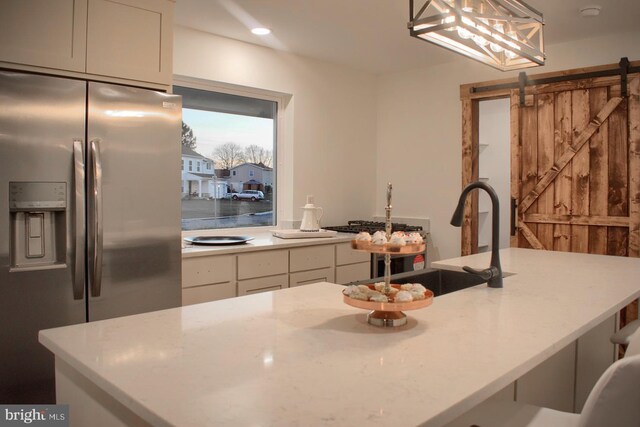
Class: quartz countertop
181,231,355,257
39,249,640,426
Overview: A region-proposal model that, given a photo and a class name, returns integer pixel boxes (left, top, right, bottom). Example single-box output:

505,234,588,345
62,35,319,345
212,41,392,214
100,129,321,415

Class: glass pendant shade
408,0,545,71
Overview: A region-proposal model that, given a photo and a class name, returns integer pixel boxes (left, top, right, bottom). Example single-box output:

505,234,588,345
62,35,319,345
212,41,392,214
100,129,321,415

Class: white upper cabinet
86,0,173,85
0,0,87,72
0,0,173,88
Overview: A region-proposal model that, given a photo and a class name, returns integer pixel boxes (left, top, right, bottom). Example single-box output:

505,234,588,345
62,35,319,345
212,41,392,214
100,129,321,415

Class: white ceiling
175,0,640,74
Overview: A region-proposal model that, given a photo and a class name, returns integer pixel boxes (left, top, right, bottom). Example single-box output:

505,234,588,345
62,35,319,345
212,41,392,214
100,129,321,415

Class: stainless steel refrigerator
0,71,182,403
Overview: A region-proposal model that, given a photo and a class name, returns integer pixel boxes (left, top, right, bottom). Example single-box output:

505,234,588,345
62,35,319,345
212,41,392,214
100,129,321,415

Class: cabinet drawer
182,255,234,288
182,282,236,306
238,274,288,296
336,242,370,265
238,250,288,280
336,262,371,284
290,267,335,288
290,245,334,272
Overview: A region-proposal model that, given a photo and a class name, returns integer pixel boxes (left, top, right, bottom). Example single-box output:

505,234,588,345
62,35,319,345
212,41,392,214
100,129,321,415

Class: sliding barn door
511,74,639,258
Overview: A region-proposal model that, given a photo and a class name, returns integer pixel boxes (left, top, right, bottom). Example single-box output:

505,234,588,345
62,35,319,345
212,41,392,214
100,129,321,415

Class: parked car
232,190,264,201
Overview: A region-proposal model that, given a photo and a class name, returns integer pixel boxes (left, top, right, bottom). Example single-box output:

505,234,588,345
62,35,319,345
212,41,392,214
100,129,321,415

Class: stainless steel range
324,220,425,235
325,219,430,278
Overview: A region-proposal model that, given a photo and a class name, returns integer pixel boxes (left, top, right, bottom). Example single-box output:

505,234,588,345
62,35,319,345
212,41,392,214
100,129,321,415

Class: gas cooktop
324,220,426,237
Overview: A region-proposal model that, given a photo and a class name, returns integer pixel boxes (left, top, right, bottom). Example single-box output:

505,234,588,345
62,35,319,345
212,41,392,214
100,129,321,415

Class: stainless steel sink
346,268,490,297
392,268,487,296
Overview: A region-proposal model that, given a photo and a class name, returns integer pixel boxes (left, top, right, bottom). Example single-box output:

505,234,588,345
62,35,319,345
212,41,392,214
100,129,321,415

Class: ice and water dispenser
9,182,67,270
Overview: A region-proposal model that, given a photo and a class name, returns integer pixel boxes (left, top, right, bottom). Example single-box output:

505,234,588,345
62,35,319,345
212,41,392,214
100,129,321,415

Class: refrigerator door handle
89,139,103,298
73,140,86,300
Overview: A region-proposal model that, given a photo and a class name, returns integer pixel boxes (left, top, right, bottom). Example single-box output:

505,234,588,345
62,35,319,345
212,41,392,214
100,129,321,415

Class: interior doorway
478,98,511,253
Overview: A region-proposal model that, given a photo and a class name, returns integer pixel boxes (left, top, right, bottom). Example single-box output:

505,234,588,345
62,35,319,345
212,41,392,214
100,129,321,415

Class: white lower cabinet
182,255,234,287
290,246,333,272
182,255,235,305
289,246,335,288
182,241,372,305
336,263,370,284
238,250,288,280
290,267,335,288
445,315,618,426
516,341,577,412
574,315,617,411
335,242,371,284
238,274,289,296
182,282,236,306
335,243,370,265
515,315,616,413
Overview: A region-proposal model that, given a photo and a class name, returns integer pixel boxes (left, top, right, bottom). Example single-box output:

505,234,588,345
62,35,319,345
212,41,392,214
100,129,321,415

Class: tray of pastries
351,231,425,254
342,283,434,311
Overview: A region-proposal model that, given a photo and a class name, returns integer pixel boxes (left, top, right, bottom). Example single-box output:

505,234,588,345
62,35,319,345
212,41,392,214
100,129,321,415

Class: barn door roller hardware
620,57,630,97
518,71,527,106
471,56,639,105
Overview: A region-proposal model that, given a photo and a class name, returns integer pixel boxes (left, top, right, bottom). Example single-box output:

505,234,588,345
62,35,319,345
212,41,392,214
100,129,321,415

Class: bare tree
212,142,245,170
244,144,273,168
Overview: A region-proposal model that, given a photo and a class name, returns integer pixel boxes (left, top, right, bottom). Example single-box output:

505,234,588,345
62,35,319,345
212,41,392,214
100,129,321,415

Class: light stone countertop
39,248,640,426
181,231,355,258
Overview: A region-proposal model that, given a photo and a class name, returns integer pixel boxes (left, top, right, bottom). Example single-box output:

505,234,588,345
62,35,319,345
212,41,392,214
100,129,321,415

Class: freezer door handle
72,140,86,300
89,139,103,298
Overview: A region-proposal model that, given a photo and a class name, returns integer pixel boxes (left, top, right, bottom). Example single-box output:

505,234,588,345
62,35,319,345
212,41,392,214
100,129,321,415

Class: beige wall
174,26,377,227
175,25,640,257
376,30,640,260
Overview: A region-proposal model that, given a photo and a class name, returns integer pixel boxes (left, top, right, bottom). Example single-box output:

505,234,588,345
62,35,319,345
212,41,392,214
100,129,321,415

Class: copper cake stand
343,183,432,327
343,285,434,327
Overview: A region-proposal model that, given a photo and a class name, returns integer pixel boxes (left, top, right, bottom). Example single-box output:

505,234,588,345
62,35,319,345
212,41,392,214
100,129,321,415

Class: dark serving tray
184,236,254,246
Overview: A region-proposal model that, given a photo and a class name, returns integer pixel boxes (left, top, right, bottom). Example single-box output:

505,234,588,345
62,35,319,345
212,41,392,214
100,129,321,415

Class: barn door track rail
470,57,638,105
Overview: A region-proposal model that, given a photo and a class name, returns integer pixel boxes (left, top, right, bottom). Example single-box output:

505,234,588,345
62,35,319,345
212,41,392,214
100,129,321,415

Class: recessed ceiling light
579,5,602,17
251,27,271,35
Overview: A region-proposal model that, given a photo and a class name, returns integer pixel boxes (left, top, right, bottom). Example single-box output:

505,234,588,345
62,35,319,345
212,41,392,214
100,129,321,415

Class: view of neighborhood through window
173,85,277,231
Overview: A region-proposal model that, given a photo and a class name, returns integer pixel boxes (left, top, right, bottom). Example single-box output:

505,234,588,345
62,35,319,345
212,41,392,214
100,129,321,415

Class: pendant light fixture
408,0,545,71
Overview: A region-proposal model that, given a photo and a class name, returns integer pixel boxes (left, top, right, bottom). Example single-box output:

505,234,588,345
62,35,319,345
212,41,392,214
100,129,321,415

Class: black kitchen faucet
450,181,504,288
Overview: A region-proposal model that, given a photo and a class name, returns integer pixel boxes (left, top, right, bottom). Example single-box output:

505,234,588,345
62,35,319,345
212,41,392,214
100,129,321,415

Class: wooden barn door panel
589,87,609,255
554,91,572,252
571,89,590,253
630,75,640,258
608,94,629,257
512,76,637,255
460,64,639,344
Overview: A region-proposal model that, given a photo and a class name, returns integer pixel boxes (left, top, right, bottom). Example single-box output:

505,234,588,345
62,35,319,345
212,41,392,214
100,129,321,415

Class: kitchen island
39,248,640,427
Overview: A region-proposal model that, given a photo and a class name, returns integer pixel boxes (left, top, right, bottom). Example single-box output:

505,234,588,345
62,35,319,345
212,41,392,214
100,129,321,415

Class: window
188,160,193,171
181,160,184,171
197,161,200,172
174,83,278,231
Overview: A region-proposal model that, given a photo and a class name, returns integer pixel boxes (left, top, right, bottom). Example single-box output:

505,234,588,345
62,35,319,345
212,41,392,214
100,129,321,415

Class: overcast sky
183,108,274,159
